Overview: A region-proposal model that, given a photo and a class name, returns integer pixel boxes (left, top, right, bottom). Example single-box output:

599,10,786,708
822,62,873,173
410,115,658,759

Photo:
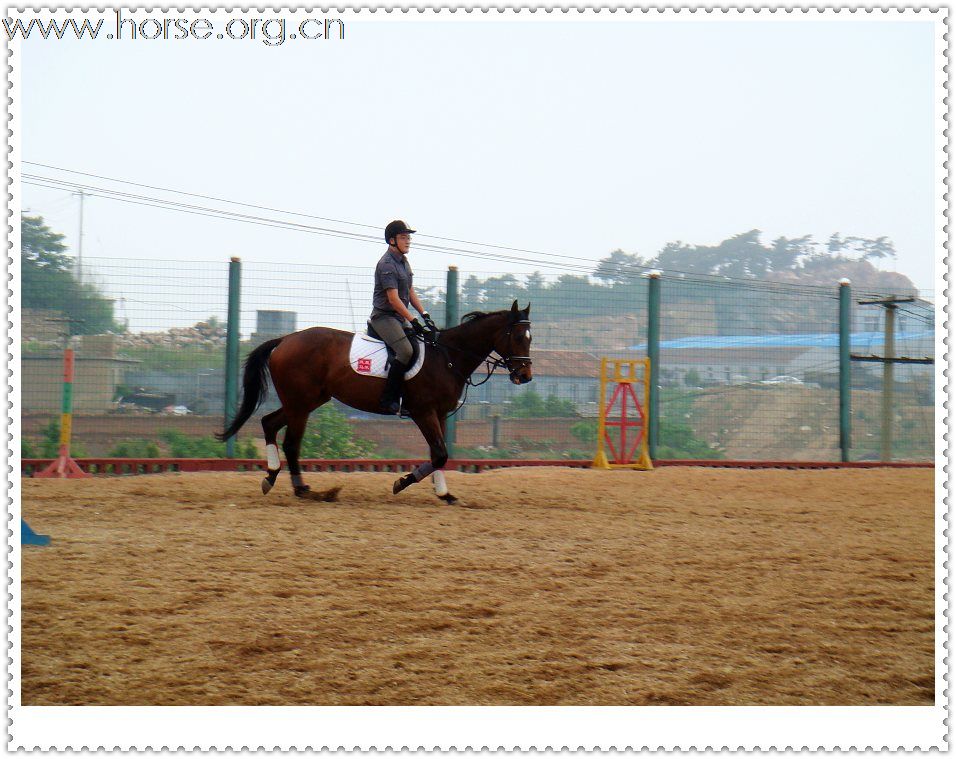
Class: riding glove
421,312,438,332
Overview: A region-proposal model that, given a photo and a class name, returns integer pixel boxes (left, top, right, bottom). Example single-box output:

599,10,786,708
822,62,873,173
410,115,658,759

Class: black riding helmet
385,220,416,244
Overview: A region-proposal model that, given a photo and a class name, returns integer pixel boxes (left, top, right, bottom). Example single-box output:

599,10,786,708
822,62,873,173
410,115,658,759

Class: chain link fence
21,256,934,463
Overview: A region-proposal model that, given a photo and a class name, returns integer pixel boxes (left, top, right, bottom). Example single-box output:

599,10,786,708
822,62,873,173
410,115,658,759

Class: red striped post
35,345,90,479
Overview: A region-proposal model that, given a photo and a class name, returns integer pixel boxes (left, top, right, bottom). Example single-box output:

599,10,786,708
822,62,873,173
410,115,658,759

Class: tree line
23,214,915,337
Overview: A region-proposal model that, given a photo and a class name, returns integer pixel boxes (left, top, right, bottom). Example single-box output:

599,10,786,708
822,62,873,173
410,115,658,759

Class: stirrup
379,396,401,415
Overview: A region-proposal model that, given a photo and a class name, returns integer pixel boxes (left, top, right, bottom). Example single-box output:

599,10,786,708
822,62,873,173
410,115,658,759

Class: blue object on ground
22,519,50,546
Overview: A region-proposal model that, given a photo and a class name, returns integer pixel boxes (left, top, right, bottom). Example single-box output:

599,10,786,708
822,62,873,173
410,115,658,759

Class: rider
370,220,437,414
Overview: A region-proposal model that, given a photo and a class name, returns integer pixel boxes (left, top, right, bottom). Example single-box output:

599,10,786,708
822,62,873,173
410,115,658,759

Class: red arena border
21,458,933,476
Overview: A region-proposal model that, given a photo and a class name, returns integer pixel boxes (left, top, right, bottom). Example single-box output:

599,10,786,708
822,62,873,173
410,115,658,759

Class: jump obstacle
592,357,653,470
34,345,90,480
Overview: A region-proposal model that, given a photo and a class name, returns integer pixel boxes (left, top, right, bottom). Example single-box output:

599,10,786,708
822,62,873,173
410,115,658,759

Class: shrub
159,430,257,458
298,406,375,458
29,419,86,458
109,439,161,458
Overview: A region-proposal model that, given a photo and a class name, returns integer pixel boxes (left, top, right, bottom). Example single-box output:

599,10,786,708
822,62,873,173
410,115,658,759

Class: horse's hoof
438,493,458,505
393,474,415,495
294,485,312,498
262,477,274,495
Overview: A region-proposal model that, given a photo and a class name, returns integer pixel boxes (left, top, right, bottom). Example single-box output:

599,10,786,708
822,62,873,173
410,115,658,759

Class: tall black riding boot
379,359,407,415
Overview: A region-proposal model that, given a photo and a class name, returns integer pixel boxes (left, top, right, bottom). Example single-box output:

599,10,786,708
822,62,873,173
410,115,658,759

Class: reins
431,317,532,418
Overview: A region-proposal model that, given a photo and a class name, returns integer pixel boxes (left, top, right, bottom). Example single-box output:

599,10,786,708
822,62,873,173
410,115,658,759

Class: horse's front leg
432,413,456,504
393,411,455,503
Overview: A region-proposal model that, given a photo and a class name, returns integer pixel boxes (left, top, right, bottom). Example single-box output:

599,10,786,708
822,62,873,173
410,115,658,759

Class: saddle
365,320,421,368
348,324,426,380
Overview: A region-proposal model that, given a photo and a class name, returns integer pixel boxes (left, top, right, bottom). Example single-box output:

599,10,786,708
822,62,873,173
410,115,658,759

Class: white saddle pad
348,332,426,380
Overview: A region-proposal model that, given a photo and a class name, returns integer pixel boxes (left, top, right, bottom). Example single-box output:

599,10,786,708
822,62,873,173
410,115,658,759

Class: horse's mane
459,309,508,324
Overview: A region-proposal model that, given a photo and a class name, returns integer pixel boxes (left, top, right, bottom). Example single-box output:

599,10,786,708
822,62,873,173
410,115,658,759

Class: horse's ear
510,300,519,313
524,302,531,315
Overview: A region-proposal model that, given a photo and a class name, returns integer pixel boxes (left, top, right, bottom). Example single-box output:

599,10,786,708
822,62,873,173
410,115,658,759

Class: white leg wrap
266,443,281,470
432,470,448,497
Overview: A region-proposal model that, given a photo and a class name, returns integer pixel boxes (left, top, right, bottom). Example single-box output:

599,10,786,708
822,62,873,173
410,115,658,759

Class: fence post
881,301,897,462
838,279,852,462
444,266,460,456
647,272,661,459
224,257,242,458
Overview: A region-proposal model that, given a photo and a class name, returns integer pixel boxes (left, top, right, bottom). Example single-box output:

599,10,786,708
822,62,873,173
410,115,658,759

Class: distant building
252,310,296,344
630,306,935,387
22,334,143,413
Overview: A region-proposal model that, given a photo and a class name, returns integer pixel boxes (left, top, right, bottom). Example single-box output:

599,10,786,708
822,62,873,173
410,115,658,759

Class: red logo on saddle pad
357,358,372,373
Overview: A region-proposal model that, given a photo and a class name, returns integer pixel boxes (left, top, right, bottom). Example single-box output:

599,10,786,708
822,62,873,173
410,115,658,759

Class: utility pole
851,295,932,462
880,304,896,462
75,189,86,283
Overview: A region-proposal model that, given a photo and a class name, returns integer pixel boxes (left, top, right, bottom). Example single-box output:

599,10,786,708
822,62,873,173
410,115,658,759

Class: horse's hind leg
260,408,287,495
284,404,340,502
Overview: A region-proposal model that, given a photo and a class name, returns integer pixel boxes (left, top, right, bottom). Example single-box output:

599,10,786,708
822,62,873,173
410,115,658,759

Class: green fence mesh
20,257,934,463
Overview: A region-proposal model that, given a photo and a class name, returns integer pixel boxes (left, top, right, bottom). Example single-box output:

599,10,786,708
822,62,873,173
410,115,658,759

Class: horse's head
498,300,533,385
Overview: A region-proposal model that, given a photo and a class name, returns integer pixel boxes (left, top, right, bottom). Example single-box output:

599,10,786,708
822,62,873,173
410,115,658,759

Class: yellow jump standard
592,357,653,471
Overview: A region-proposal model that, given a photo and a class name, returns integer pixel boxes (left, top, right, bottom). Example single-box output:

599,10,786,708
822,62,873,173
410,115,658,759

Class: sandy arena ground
21,467,934,706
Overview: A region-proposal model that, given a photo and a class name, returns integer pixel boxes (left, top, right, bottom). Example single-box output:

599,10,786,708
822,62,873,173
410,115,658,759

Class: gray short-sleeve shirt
372,248,413,316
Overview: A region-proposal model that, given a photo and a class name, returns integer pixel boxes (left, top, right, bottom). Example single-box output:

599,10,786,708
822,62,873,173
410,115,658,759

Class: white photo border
5,6,948,751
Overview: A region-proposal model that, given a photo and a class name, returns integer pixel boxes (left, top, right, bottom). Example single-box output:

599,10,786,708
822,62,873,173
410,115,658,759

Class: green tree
507,389,577,418
21,214,119,335
544,394,577,417
298,405,375,458
507,389,546,417
594,249,646,285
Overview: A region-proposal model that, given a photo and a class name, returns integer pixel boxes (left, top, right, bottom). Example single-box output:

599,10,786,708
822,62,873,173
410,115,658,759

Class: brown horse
218,300,533,503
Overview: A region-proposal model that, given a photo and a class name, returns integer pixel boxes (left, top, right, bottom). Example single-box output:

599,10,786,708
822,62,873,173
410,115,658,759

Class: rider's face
394,234,411,254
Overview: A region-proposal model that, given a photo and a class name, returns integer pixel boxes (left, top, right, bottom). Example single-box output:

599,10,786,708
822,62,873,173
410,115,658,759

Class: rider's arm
386,288,416,323
409,287,428,317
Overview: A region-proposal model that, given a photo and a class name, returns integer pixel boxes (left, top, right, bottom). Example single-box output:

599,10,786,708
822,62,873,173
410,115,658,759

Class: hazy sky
21,13,939,306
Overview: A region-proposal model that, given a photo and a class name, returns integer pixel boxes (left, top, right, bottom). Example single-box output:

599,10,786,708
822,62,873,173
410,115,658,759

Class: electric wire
25,165,847,297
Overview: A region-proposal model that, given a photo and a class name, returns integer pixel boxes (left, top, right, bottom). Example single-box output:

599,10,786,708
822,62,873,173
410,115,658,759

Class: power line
24,176,606,274
25,159,647,268
25,176,771,291
24,167,853,298
24,180,831,299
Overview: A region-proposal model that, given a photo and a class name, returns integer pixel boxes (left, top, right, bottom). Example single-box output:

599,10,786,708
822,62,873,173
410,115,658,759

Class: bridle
427,316,533,415
496,318,532,384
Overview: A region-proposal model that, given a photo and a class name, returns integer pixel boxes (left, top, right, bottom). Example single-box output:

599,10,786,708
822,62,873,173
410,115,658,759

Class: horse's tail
216,337,283,441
